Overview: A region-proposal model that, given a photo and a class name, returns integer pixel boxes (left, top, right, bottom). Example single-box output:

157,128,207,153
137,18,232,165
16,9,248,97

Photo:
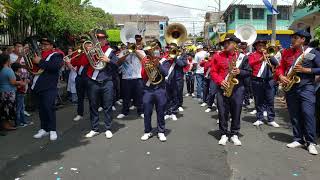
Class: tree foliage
300,0,320,11
3,0,115,43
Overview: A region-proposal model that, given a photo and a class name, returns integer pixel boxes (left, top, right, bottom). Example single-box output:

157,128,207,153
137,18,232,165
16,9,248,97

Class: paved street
0,96,320,180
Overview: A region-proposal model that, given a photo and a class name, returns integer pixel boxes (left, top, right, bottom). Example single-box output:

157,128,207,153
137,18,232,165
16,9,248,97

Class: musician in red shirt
275,30,320,155
248,40,279,128
70,36,90,122
210,35,251,146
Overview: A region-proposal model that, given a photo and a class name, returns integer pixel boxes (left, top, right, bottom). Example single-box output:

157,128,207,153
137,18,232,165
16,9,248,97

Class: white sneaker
249,98,254,103
116,101,122,105
129,105,136,110
216,119,219,124
218,135,228,146
73,115,83,121
178,107,184,112
119,99,123,103
263,111,268,117
85,130,99,138
24,111,31,117
253,120,264,126
205,108,212,113
230,135,242,146
250,110,257,115
117,114,126,119
287,141,303,148
50,131,58,141
268,121,280,128
308,144,318,155
140,114,144,118
164,115,171,120
112,106,116,111
171,114,178,121
158,133,167,142
191,93,195,97
98,107,103,112
141,133,153,141
185,93,190,97
33,129,49,139
200,102,207,107
105,130,113,139
216,109,219,113
212,103,217,107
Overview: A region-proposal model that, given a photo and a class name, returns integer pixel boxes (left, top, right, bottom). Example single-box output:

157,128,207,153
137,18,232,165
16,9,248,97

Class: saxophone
223,53,239,97
282,46,305,92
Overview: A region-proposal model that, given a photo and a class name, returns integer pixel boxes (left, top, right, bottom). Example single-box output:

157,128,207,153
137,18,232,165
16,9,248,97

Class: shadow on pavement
268,132,293,143
0,119,126,180
241,115,256,123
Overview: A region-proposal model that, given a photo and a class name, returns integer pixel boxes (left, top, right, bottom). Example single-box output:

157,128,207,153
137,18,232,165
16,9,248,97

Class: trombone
63,49,83,63
262,45,277,72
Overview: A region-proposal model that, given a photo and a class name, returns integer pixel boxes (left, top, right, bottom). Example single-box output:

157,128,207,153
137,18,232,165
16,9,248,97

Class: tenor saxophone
282,46,305,92
223,55,239,97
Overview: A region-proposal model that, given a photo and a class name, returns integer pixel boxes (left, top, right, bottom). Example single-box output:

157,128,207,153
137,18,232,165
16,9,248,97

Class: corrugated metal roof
234,0,292,6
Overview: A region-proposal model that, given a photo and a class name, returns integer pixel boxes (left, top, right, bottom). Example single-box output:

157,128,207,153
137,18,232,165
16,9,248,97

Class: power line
142,0,208,11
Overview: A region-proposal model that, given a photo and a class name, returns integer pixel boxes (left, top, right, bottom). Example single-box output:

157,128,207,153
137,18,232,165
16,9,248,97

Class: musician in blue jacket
140,40,169,142
31,37,63,141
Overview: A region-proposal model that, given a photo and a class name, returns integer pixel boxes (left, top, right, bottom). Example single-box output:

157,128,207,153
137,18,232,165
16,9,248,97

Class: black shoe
0,131,7,136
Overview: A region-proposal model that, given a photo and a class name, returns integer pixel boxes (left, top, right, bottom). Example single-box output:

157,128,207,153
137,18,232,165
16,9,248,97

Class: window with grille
253,8,264,19
238,6,250,19
277,7,289,20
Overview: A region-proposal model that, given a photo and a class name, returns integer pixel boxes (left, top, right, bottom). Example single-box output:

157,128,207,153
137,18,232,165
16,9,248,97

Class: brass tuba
144,41,163,86
83,29,106,70
23,37,44,75
165,23,187,59
234,24,257,46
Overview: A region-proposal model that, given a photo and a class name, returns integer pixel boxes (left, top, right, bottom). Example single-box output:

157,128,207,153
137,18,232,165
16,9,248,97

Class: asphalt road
0,95,319,180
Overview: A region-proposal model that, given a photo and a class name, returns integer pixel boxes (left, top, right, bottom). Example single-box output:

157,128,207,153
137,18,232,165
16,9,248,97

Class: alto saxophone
282,46,305,92
223,55,239,97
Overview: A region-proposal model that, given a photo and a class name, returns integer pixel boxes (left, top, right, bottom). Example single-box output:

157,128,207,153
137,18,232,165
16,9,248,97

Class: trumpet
262,46,276,72
63,49,83,63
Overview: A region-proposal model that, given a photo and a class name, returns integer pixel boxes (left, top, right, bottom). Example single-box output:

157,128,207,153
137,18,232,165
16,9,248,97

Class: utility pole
193,21,196,43
218,0,221,12
271,0,277,46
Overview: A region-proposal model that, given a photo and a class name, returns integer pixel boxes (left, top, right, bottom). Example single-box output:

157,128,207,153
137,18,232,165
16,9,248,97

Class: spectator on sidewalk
11,63,30,127
0,54,25,132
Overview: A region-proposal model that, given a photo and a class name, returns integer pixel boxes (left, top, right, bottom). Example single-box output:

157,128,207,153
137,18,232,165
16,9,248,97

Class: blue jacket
33,53,63,93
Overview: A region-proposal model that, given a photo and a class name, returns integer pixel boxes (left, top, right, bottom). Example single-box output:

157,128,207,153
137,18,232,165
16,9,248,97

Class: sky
90,0,299,34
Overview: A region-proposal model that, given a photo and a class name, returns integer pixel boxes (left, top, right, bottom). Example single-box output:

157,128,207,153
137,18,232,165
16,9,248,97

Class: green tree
301,0,320,10
4,0,115,43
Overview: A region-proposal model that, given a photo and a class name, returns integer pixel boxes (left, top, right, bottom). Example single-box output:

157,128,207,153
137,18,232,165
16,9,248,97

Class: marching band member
175,48,188,112
194,45,207,102
275,30,320,155
70,36,90,121
140,40,169,142
202,50,218,113
116,37,144,119
32,37,63,141
164,43,187,121
249,40,280,127
211,35,251,146
84,30,119,139
183,53,195,97
200,53,213,107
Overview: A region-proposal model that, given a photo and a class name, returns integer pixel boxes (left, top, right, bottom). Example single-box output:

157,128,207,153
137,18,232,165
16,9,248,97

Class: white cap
128,38,136,44
197,45,203,49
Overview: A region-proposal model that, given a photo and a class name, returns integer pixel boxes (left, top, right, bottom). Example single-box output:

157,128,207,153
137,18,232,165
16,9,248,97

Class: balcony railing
227,21,290,31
